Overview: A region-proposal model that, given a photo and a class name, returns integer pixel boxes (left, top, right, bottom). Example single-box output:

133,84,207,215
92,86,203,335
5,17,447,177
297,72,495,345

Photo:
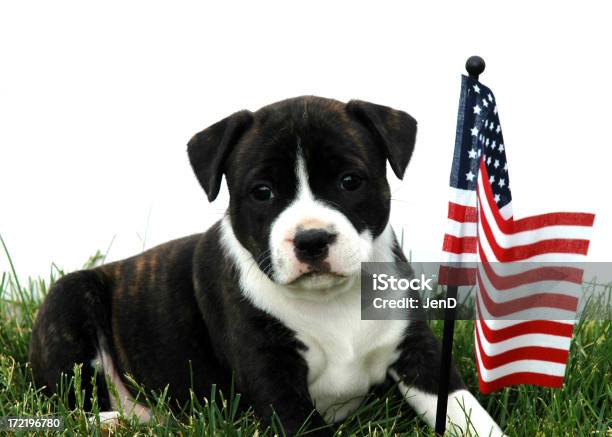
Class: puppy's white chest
298,315,406,422
257,282,408,422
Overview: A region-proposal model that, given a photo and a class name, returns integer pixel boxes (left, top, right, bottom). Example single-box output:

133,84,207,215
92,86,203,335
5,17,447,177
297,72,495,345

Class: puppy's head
188,96,416,293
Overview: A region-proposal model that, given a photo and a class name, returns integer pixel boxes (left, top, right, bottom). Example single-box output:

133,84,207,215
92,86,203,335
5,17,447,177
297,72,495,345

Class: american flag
440,75,595,393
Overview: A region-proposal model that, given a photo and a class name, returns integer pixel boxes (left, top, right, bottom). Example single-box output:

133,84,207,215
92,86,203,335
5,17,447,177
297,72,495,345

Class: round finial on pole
465,56,485,80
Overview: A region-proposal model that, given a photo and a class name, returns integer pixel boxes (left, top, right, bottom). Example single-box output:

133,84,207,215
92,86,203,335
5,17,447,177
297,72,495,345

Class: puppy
29,96,503,436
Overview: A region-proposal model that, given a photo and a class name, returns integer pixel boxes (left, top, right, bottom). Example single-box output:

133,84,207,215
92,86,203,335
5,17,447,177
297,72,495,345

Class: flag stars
454,83,510,198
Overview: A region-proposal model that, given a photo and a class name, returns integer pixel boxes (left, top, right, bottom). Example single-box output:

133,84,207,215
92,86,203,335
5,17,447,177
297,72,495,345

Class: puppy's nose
293,229,337,262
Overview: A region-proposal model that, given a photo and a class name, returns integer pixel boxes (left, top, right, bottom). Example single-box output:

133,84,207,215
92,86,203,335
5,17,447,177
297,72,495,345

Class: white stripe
475,334,567,380
477,222,498,261
477,175,593,246
477,264,582,304
475,320,572,355
449,187,477,207
499,202,513,220
477,216,588,263
442,251,478,263
445,219,477,238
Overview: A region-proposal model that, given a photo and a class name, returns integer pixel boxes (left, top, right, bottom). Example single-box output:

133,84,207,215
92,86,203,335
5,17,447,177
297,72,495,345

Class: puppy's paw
90,411,120,435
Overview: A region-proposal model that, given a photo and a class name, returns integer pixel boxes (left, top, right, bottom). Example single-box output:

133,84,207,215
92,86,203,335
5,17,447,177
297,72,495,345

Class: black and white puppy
29,96,503,436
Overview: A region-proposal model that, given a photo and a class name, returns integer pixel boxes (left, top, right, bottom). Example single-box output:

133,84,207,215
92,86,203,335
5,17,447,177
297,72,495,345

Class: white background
1,1,611,279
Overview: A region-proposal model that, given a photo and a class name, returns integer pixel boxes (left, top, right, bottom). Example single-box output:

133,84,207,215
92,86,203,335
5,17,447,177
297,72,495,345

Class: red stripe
475,322,569,369
479,160,594,233
476,369,565,394
481,260,583,290
512,212,595,232
448,202,477,223
476,269,579,317
442,234,477,254
438,265,477,286
478,203,591,261
475,298,574,341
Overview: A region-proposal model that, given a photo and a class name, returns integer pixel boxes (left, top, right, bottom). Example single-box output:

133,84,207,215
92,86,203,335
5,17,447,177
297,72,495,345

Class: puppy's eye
339,174,363,191
251,184,275,201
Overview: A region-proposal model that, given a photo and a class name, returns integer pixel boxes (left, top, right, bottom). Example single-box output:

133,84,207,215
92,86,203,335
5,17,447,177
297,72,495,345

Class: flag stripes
440,75,595,393
474,162,593,392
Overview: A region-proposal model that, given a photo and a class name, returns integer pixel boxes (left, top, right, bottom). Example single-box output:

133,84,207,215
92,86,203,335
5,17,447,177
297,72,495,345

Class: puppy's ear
346,100,417,180
187,110,254,202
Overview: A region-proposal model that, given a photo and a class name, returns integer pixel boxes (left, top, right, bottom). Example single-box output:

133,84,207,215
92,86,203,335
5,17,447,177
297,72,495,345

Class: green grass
0,242,610,436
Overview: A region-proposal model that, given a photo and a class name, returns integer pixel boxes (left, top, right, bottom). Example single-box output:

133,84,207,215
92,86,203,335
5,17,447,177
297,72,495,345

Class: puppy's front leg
249,382,331,437
389,321,505,436
231,339,332,436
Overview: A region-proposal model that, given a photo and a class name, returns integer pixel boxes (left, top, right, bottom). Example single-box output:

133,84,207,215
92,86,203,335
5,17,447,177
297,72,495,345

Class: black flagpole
434,55,486,436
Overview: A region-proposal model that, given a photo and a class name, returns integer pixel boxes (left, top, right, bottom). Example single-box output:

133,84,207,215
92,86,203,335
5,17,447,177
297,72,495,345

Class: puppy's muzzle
293,229,337,264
